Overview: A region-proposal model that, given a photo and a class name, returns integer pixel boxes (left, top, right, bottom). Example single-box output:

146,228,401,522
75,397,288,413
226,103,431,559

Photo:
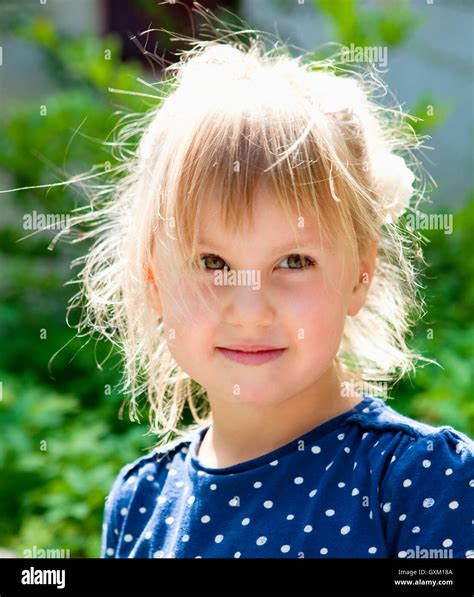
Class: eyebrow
198,239,324,254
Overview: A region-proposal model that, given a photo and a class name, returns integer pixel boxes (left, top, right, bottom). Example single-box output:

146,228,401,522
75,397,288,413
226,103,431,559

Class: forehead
198,181,337,252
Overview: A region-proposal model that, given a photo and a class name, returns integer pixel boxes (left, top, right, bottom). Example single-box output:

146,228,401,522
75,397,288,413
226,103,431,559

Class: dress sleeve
100,462,136,558
379,427,474,558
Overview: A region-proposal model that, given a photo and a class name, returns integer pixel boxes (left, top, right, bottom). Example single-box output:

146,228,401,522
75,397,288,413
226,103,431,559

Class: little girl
75,24,474,559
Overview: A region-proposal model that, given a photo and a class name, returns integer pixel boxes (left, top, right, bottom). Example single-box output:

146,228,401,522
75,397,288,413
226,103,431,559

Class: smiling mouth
216,346,287,366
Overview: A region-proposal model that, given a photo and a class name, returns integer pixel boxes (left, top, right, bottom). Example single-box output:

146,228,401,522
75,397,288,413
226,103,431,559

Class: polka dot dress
100,394,474,558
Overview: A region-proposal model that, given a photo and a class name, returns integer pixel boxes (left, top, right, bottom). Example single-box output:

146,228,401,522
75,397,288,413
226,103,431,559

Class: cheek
160,280,219,366
283,276,352,352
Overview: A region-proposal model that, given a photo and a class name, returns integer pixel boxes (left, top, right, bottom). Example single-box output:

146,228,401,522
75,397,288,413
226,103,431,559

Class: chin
224,386,289,406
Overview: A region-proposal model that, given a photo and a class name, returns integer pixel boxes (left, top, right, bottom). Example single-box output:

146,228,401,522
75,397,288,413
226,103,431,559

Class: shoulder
347,395,471,441
347,395,474,496
350,397,474,558
349,397,474,470
104,428,198,511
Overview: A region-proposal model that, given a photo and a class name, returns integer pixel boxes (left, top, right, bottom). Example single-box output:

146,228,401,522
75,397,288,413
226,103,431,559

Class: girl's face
151,182,376,406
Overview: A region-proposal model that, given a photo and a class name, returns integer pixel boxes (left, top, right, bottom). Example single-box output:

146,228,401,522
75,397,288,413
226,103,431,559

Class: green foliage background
0,1,472,557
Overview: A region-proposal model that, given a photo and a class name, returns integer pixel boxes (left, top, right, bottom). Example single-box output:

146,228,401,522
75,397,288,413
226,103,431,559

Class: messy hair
60,6,435,448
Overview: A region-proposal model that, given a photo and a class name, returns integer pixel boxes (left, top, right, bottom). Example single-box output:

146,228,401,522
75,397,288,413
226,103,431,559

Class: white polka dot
175,480,184,488
144,531,152,540
311,445,321,454
256,536,267,546
124,534,133,542
157,495,167,504
399,514,407,521
253,481,262,489
403,479,412,487
241,517,250,526
338,482,346,488
201,515,210,523
351,488,359,496
169,468,177,476
362,432,369,439
340,525,351,535
363,407,370,413
165,516,174,525
412,526,420,534
303,525,313,533
294,476,304,485
422,459,431,468
234,552,241,558
337,433,345,440
391,455,396,463
469,479,474,487
182,534,189,542
320,547,328,554
106,547,114,556
153,550,164,558
445,468,453,476
449,501,459,509
187,495,195,505
210,483,217,490
325,509,335,516
286,514,295,520
263,500,273,509
215,534,224,543
344,447,351,453
139,507,146,513
382,502,391,512
269,460,278,466
229,497,239,507
353,462,358,469
309,489,317,497
120,508,128,516
398,550,407,558
423,498,435,508
368,547,377,554
146,475,154,481
442,538,453,548
281,545,290,553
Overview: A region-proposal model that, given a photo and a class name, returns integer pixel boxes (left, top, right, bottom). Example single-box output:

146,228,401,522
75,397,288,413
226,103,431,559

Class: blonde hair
61,9,436,449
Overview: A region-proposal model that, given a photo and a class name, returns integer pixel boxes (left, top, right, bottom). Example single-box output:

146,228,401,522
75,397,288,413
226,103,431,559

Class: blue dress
100,394,474,558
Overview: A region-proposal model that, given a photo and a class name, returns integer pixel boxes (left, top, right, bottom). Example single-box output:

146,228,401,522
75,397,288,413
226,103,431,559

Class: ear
347,238,378,317
147,262,163,316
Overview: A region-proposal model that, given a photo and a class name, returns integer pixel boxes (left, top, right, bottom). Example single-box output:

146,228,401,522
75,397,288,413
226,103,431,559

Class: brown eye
278,254,316,270
200,254,229,271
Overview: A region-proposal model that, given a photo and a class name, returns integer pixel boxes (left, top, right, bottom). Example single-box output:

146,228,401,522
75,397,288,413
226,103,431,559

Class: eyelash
199,254,317,272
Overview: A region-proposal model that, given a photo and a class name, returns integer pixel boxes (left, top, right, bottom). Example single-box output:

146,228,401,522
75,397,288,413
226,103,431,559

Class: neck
197,365,363,469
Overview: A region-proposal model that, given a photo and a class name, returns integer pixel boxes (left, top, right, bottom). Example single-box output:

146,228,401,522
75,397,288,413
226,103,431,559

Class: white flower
373,153,415,224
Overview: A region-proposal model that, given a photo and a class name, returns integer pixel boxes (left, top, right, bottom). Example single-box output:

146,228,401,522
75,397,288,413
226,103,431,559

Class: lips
220,344,285,352
216,345,287,366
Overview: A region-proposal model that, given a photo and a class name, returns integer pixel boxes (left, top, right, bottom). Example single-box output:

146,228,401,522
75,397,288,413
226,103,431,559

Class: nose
222,283,275,328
